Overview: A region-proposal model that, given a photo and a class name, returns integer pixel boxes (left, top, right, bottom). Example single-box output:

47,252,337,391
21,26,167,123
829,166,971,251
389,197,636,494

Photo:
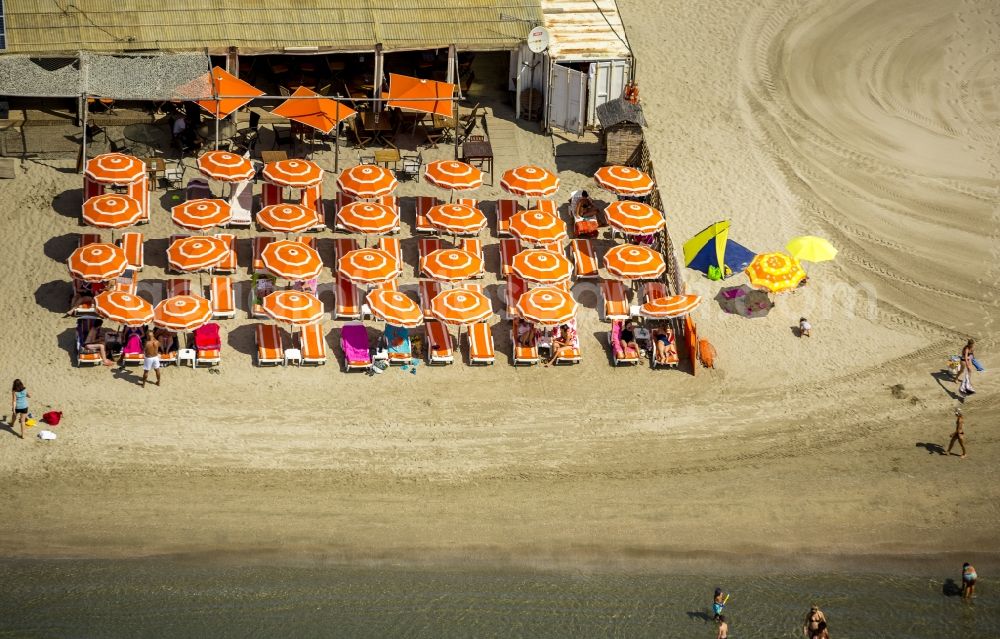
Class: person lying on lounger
574,191,600,219
154,328,178,354
620,320,640,355
654,325,677,364
545,323,575,367
83,323,115,366
70,279,104,313
516,319,537,347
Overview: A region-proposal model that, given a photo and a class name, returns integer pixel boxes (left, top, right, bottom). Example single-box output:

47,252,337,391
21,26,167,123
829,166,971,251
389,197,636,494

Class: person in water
712,587,727,621
803,605,827,637
962,562,977,599
715,615,729,639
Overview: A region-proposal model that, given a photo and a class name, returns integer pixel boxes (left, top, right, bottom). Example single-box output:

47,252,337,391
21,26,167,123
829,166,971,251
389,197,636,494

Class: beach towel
341,325,370,363
122,334,143,355
194,323,221,350
972,357,985,372
384,325,411,356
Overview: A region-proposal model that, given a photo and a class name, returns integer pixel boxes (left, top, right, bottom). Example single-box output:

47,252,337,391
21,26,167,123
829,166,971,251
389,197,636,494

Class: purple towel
341,325,370,362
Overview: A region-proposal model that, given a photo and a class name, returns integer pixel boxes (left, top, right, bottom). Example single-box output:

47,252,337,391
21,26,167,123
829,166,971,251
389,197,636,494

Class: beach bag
707,265,722,281
42,411,62,426
699,339,717,368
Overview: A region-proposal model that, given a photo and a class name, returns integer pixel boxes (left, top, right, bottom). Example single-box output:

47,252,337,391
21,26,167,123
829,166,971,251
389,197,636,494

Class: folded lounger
600,279,631,321
335,275,363,320
298,322,328,365
379,237,402,273
300,184,325,231
532,199,557,215
415,196,439,234
425,319,454,365
499,238,518,279
467,321,495,365
610,318,640,366
418,280,442,320
192,322,222,367
167,278,192,298
209,275,237,319
251,236,275,274
340,323,372,372
511,317,539,365
214,233,238,273
118,232,144,271
417,237,441,277
334,237,359,262
570,239,600,279
378,195,400,233
255,323,284,366
496,199,520,237
79,233,101,247
382,324,412,365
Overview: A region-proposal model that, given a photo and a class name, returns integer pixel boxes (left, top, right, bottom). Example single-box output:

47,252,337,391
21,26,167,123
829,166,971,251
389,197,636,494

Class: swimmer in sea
712,587,728,621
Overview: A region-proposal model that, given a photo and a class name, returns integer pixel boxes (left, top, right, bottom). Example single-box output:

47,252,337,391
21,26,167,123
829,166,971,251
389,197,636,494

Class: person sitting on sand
799,317,811,337
620,320,639,355
655,325,677,364
574,190,599,219
803,605,826,637
83,322,115,366
544,323,575,367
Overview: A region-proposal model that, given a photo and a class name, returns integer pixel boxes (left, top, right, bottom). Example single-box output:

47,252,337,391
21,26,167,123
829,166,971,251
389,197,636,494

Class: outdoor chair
272,124,294,148
163,161,184,190
397,154,422,182
458,103,481,129
350,118,372,149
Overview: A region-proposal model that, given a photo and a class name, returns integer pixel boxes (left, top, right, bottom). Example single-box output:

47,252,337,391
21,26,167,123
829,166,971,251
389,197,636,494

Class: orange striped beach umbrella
153,295,212,331
262,159,324,188
167,235,229,272
640,294,702,319
256,203,320,233
605,201,664,235
337,248,400,285
420,248,483,282
85,153,146,185
423,160,483,191
337,164,398,199
197,151,255,182
426,203,487,235
261,240,323,280
594,165,655,197
604,244,665,280
745,252,806,293
366,289,423,328
67,243,127,282
93,290,154,327
336,202,399,235
261,290,324,325
430,288,493,325
171,199,232,230
195,66,265,119
508,210,567,244
82,194,143,229
500,165,560,198
511,248,573,284
515,286,578,326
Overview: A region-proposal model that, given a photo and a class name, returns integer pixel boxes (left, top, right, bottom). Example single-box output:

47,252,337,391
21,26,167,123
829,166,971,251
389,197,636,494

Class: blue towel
972,357,984,372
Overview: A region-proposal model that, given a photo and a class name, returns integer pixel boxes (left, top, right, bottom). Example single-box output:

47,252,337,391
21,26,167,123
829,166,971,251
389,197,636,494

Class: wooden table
374,148,401,169
462,139,494,177
143,157,165,190
361,112,395,148
260,150,288,164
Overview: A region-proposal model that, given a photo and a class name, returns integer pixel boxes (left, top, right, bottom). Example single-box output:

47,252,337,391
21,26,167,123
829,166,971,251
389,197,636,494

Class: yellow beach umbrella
786,236,837,263
745,252,806,293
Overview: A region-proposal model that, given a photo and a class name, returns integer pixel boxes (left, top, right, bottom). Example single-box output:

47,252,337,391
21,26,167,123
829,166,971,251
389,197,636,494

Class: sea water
0,559,994,637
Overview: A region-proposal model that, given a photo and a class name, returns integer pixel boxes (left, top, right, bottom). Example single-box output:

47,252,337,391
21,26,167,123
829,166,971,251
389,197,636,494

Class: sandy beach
0,0,998,577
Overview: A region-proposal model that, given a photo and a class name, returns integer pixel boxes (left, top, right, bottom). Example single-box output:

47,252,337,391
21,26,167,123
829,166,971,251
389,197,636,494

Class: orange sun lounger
209,275,236,319
467,321,495,365
334,237,359,262
251,236,274,274
255,323,284,366
600,279,631,321
167,278,191,298
643,281,669,302
570,239,600,279
504,274,527,319
378,236,402,273
425,319,454,365
335,275,362,320
532,200,557,215
459,238,484,278
118,232,144,271
499,238,519,279
298,323,328,365
496,199,521,237
418,237,441,277
511,317,539,365
457,197,478,209
79,232,101,248
415,196,439,234
418,280,441,320
213,233,238,273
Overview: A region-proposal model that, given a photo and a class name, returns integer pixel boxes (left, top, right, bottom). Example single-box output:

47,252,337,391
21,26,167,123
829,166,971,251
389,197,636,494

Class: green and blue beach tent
683,220,755,277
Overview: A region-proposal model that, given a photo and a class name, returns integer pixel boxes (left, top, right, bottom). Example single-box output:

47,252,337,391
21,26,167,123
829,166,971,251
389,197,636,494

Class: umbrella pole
335,122,340,173
215,118,220,150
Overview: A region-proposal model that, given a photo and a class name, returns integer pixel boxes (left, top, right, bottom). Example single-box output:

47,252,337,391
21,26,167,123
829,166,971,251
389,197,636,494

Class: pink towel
122,334,142,355
341,325,370,362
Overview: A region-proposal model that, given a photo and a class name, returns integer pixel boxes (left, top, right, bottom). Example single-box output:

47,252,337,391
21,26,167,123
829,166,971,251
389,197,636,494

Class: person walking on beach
803,605,827,637
9,379,30,439
955,339,975,381
141,332,161,388
712,587,728,621
962,562,977,599
715,615,729,639
947,410,966,459
798,317,811,337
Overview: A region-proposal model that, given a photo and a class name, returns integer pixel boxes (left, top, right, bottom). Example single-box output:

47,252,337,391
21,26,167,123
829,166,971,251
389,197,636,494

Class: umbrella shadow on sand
715,285,773,318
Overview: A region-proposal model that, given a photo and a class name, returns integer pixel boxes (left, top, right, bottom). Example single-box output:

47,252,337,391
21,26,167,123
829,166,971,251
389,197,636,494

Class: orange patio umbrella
261,240,324,281
365,289,423,328
272,86,357,135
604,244,666,280
420,248,483,282
197,151,255,182
171,199,232,230
337,248,400,285
85,153,146,185
196,66,265,119
167,235,229,272
426,203,487,235
430,288,493,325
261,290,324,326
745,252,806,293
640,294,702,319
423,160,483,192
153,295,212,331
594,165,655,197
386,73,456,118
508,210,567,244
256,204,320,233
511,248,573,284
500,165,560,198
82,194,143,229
94,290,154,327
262,159,324,188
515,286,578,326
337,164,398,199
336,202,399,235
605,201,665,235
68,243,127,282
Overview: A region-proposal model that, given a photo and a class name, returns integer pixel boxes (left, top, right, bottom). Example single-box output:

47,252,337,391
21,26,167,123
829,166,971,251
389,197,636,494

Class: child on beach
799,317,811,337
712,587,728,621
10,379,30,439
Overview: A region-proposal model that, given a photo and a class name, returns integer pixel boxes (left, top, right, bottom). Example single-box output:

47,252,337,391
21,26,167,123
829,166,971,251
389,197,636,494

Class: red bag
42,411,62,426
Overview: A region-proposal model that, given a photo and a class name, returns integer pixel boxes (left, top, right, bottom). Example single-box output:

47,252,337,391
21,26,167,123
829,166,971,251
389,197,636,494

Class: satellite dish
527,26,550,54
